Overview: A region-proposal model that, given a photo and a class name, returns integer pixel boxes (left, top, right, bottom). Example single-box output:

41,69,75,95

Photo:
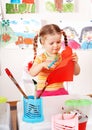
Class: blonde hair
33,24,68,62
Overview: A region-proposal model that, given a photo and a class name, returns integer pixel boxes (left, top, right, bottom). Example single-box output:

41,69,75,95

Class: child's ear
39,38,42,44
40,38,44,45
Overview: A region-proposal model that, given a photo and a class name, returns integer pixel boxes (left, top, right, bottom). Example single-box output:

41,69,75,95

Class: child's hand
72,52,80,75
42,60,54,69
72,53,78,63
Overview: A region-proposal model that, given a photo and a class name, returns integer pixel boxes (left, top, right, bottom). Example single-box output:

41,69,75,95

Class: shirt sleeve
34,56,41,64
34,53,46,64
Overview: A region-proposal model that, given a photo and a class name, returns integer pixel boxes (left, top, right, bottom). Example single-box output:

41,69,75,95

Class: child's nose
54,42,58,46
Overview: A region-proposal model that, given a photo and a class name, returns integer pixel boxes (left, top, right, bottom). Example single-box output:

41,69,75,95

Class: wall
0,0,92,101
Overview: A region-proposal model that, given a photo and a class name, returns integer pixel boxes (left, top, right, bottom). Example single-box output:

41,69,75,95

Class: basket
23,96,44,123
52,113,78,130
65,98,90,130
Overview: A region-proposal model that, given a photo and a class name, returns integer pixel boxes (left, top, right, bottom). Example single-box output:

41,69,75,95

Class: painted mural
58,21,92,50
0,18,92,50
5,0,76,14
0,18,41,49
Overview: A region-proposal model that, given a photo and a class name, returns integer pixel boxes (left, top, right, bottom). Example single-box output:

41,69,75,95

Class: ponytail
33,34,38,62
61,30,68,46
27,35,38,71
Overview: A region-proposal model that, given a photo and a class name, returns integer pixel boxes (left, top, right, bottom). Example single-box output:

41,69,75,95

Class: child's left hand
72,53,78,63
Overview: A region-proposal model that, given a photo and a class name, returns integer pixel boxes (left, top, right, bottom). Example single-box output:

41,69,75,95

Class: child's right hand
42,60,55,69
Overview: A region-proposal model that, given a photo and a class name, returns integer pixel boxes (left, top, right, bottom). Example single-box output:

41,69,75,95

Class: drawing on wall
0,19,17,47
0,18,41,49
6,0,35,14
14,18,41,49
62,26,81,49
45,0,75,12
79,26,92,50
56,20,92,50
0,17,92,50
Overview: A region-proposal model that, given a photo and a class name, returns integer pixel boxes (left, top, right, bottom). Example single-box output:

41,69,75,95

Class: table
17,95,92,130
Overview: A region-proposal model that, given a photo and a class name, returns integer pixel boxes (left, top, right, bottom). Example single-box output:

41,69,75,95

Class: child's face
43,34,61,55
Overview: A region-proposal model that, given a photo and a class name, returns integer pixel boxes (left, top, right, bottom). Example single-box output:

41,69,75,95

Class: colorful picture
0,20,17,47
45,0,75,12
62,26,81,49
0,18,41,49
0,17,92,50
79,26,92,50
5,0,77,14
56,20,92,50
6,0,35,14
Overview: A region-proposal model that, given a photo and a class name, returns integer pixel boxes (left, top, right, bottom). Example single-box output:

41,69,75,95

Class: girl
29,24,80,97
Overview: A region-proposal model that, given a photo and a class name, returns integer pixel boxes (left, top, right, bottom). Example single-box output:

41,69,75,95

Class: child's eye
49,40,61,45
50,42,54,45
57,41,61,44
